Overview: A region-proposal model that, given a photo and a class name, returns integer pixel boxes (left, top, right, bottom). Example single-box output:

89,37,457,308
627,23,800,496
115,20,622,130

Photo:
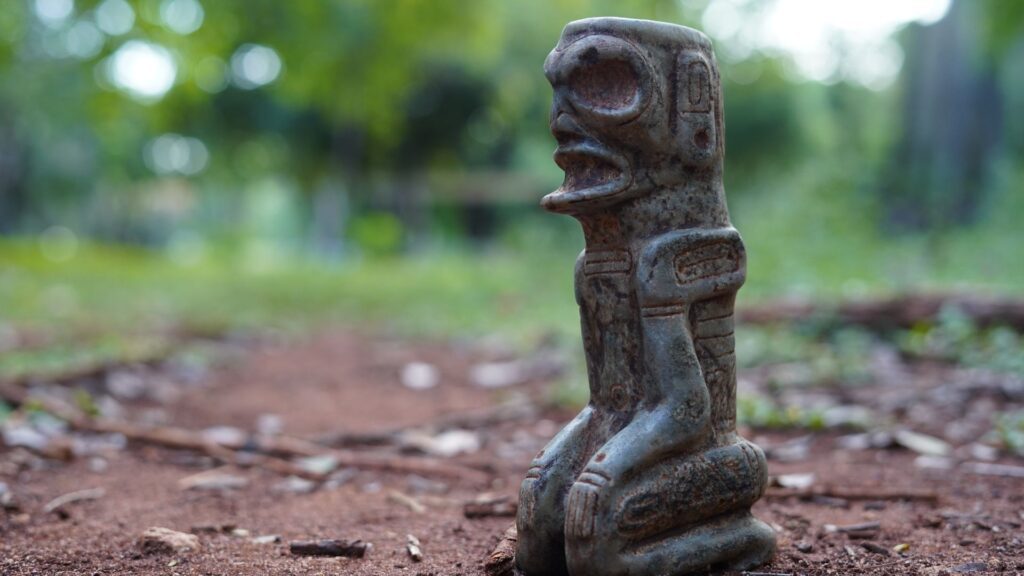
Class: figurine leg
515,407,597,576
564,440,775,576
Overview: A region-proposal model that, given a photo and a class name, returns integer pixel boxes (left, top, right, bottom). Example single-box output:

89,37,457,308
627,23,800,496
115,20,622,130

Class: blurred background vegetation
1,0,1022,346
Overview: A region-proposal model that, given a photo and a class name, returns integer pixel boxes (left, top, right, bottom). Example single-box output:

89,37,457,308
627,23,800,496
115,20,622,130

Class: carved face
541,20,722,215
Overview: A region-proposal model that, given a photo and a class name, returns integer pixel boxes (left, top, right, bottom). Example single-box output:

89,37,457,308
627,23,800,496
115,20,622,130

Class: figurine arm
581,228,746,481
636,226,746,310
580,319,709,483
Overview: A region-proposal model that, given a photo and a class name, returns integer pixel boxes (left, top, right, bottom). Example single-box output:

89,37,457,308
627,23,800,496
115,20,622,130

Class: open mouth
543,141,631,212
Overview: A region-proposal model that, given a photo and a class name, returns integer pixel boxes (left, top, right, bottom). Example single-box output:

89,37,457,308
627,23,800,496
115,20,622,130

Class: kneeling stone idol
515,18,776,576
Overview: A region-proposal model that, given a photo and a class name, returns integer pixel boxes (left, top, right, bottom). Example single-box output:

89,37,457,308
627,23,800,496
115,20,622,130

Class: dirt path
1,330,1022,575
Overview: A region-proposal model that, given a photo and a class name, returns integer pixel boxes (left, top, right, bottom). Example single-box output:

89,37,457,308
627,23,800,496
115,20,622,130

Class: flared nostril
551,112,585,145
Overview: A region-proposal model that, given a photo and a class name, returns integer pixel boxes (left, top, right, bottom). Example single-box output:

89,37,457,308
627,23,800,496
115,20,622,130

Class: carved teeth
552,139,628,201
559,154,622,193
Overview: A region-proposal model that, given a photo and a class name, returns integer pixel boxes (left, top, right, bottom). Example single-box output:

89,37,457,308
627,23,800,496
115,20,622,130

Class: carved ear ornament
675,52,719,164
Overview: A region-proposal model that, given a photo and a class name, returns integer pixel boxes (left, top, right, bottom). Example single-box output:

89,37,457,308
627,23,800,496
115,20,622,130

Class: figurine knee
515,467,570,576
516,409,596,576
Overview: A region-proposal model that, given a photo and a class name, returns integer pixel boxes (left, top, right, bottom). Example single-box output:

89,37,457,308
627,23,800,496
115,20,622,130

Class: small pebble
406,534,423,562
272,476,317,494
401,362,439,390
88,457,109,473
0,482,15,510
138,527,200,555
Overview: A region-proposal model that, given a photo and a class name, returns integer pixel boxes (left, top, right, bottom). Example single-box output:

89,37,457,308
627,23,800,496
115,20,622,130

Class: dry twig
738,294,1024,332
43,487,106,514
465,494,518,518
289,539,369,558
765,486,939,504
1,380,490,482
484,525,517,576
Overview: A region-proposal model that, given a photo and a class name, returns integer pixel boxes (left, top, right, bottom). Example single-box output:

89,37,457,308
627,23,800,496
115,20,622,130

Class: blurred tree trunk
310,178,348,259
0,112,29,233
885,0,1003,231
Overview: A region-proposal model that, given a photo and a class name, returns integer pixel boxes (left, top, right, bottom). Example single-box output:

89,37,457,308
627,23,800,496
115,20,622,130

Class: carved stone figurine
514,17,776,576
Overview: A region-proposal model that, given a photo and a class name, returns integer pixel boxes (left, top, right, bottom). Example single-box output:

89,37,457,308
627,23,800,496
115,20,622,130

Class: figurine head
542,18,724,216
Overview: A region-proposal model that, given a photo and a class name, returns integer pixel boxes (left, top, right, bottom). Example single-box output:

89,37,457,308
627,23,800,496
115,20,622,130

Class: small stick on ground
465,494,517,519
317,401,537,448
825,521,882,533
1,384,490,483
861,541,891,556
737,294,1024,332
388,490,426,514
963,462,1024,478
484,525,517,576
43,487,106,514
82,419,322,480
289,539,369,558
765,486,940,504
88,418,490,482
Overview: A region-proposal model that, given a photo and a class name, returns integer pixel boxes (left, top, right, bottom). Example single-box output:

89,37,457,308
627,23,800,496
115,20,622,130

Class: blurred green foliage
1,0,1023,386
2,0,1018,249
737,395,828,431
0,333,167,381
348,212,403,257
900,307,1024,376
994,410,1024,456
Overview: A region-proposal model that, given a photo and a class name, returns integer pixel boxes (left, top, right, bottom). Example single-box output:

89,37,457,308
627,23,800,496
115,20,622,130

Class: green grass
4,202,1021,344
733,165,1024,300
0,237,580,343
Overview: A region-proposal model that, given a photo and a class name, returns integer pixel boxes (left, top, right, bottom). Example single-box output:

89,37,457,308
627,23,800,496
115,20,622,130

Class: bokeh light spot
230,44,282,89
145,133,209,176
159,0,204,35
95,0,135,36
65,20,104,59
107,40,177,101
194,56,229,93
701,0,952,89
35,0,74,28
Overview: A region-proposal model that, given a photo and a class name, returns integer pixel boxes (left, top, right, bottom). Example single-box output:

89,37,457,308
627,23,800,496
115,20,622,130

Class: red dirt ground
1,330,1022,575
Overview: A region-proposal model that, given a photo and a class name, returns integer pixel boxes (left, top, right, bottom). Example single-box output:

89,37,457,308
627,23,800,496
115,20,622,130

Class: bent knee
517,462,577,534
517,467,574,576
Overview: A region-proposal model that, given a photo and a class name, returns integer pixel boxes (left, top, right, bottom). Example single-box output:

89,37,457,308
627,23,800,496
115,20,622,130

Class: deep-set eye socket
569,58,639,111
556,35,651,122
